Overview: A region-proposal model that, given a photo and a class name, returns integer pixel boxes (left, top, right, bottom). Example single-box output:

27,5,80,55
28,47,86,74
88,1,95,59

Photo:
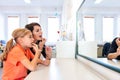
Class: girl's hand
38,38,46,49
32,43,41,57
32,43,38,52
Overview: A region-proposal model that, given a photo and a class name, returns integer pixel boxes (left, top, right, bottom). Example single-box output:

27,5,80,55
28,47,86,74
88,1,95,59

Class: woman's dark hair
25,22,41,32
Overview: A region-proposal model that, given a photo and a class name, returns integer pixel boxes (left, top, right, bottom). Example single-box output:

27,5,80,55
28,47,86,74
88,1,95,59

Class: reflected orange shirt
2,44,34,80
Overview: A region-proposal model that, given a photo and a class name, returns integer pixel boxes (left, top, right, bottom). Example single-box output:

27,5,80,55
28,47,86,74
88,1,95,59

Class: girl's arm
21,43,41,71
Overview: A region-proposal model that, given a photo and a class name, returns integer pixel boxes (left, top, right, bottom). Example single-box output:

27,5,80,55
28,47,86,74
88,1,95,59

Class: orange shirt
2,44,34,80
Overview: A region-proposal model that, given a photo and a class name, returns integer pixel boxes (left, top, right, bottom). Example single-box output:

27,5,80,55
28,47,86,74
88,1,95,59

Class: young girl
25,22,52,61
1,28,42,80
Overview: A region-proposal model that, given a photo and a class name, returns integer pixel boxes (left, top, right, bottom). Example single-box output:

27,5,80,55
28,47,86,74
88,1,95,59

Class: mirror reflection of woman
107,37,120,60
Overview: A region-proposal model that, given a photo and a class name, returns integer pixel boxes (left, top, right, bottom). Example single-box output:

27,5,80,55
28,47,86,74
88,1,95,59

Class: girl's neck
17,43,27,50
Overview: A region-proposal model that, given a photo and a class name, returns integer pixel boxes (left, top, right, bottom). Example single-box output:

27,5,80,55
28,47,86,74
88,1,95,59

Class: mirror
76,0,120,72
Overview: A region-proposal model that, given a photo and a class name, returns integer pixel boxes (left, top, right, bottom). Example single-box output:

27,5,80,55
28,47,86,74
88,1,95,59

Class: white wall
95,15,103,44
55,0,84,58
56,41,75,58
0,13,5,40
78,41,97,58
61,0,84,41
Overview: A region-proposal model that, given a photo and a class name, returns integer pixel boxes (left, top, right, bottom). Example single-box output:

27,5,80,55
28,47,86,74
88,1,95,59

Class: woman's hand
42,59,50,66
116,46,120,56
41,38,46,45
116,38,120,46
45,46,52,60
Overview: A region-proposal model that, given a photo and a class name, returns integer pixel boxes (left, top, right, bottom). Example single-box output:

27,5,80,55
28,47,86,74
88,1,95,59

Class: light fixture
24,0,31,4
94,0,103,4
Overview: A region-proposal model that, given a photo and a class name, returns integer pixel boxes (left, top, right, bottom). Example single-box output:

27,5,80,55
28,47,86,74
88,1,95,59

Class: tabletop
25,58,105,80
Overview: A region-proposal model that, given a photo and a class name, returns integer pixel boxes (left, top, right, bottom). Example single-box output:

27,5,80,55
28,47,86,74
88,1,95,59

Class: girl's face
32,25,42,41
20,32,34,48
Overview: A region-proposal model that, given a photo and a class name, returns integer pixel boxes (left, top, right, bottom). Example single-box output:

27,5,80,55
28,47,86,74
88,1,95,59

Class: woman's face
116,38,120,46
32,25,42,41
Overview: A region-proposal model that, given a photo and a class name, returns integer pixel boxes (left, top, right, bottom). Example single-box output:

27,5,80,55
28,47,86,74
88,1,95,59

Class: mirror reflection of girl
25,22,52,62
1,28,42,80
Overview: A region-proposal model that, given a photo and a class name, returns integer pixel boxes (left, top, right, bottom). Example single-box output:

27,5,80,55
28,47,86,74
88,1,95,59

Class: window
83,16,95,41
103,17,114,42
48,17,59,42
27,16,39,23
7,16,20,40
117,17,120,36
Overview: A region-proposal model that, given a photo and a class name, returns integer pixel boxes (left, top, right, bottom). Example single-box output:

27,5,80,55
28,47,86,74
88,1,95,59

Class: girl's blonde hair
1,28,31,61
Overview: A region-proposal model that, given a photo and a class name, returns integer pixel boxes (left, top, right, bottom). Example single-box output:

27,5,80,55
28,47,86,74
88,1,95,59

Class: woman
25,22,52,61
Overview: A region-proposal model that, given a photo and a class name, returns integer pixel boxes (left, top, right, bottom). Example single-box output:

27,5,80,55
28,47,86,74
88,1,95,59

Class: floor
0,67,2,80
0,50,2,80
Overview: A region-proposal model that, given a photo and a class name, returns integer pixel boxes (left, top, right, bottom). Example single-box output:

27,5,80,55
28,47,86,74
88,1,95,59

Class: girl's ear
17,37,23,43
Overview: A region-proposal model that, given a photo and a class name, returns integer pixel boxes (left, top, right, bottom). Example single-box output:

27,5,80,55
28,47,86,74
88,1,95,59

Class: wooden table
25,58,106,80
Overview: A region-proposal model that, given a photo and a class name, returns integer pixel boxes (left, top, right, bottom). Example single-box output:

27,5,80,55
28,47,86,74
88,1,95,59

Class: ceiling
83,0,120,8
1,0,119,14
0,0,120,10
77,0,120,16
0,0,64,13
0,0,64,8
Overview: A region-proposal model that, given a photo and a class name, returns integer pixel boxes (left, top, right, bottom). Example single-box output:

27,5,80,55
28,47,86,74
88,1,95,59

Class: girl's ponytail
1,38,14,61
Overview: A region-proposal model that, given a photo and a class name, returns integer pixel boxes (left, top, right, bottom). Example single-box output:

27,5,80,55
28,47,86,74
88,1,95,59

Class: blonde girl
1,28,41,80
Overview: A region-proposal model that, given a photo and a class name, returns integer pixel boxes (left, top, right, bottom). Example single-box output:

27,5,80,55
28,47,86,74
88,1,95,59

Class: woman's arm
107,47,120,60
45,46,52,60
37,59,50,66
107,52,120,60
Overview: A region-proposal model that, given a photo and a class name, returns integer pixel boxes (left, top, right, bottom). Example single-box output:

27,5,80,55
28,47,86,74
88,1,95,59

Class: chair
0,40,6,46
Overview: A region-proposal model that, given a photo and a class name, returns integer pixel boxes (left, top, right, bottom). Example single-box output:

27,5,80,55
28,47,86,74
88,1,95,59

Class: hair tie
12,38,16,43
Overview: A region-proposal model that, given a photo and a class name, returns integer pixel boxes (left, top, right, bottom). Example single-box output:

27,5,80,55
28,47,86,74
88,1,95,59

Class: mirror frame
75,0,120,73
